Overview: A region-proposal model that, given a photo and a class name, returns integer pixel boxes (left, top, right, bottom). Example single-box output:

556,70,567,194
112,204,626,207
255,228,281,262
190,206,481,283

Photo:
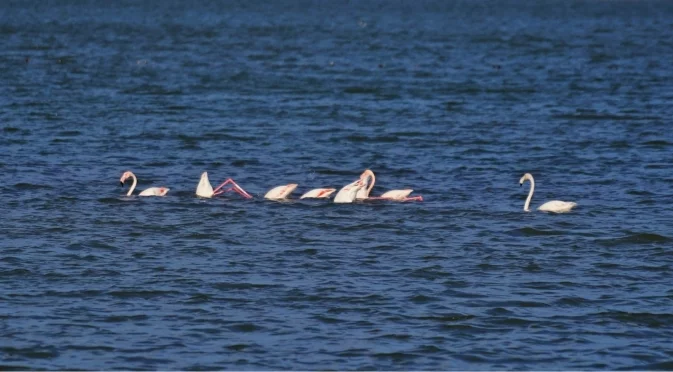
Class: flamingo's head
519,173,533,186
157,187,170,196
120,171,133,186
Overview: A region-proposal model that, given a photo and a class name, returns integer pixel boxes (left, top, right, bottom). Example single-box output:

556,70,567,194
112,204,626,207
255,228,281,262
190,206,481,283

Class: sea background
1,0,673,369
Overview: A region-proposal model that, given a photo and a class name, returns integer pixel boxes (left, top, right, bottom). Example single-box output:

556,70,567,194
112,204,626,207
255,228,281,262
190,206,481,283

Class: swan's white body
333,179,365,203
519,173,576,213
264,184,298,200
356,169,422,201
196,171,253,199
120,171,169,197
299,188,336,199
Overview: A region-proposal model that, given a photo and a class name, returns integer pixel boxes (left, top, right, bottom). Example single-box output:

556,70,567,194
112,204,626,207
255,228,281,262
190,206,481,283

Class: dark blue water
2,0,673,369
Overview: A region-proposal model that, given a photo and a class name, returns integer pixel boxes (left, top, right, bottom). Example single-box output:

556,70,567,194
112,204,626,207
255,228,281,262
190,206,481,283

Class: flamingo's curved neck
365,171,375,196
127,172,137,196
357,169,375,198
524,176,535,212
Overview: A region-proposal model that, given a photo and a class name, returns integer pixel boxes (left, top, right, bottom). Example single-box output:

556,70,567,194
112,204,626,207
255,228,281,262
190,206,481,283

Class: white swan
333,178,366,203
519,173,576,213
196,171,252,199
264,184,336,200
120,171,169,196
356,169,423,201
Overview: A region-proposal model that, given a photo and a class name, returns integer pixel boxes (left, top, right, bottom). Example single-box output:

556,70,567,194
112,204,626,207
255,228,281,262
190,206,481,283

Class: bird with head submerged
264,183,336,200
196,171,252,199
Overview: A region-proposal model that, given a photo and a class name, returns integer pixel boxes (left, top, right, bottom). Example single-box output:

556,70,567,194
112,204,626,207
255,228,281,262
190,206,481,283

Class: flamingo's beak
120,181,124,187
519,183,522,187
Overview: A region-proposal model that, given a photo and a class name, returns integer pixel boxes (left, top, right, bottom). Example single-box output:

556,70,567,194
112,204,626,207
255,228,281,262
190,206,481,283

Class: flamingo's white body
519,173,576,213
356,169,423,201
120,171,169,197
333,178,366,203
264,183,336,200
264,184,298,200
300,188,336,199
196,172,252,199
196,172,215,198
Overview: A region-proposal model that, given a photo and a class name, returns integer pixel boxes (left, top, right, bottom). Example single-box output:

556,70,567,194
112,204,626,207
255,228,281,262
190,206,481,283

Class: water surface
1,0,673,370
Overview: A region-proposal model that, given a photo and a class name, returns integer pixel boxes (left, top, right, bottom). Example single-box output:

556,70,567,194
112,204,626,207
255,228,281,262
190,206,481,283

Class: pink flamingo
264,184,336,200
356,169,423,201
120,171,169,196
333,177,366,203
196,172,252,199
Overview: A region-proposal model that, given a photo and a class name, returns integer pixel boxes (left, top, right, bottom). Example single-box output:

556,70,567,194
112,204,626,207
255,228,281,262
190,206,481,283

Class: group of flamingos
120,169,578,212
119,169,423,204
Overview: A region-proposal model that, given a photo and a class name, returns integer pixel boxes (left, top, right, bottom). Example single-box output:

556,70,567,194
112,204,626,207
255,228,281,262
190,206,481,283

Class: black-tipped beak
519,183,522,187
120,181,124,187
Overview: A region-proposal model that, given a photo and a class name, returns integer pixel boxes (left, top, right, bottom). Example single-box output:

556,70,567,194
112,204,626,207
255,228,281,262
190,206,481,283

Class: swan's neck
524,178,534,211
127,173,137,196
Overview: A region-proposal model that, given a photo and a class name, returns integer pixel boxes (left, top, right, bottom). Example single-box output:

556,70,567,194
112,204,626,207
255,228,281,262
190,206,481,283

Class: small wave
284,247,318,255
313,315,346,324
553,296,591,306
65,345,116,352
414,313,475,322
596,310,673,328
212,282,283,290
228,323,264,333
552,112,657,121
343,86,381,94
102,314,149,323
595,232,671,246
622,361,673,370
345,134,399,143
121,85,182,95
226,343,256,351
108,290,179,299
373,351,418,361
0,269,32,277
408,294,441,304
642,140,672,147
0,256,21,263
13,183,53,190
44,289,104,298
231,159,260,167
508,227,564,236
57,130,81,137
0,364,32,371
0,346,59,359
336,348,368,357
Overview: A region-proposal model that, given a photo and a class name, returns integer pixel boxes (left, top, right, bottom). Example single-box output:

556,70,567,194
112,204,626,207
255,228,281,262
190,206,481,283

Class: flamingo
356,169,423,201
264,184,336,200
333,178,366,203
196,171,252,199
519,173,577,213
264,184,298,200
120,171,169,196
300,188,336,199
